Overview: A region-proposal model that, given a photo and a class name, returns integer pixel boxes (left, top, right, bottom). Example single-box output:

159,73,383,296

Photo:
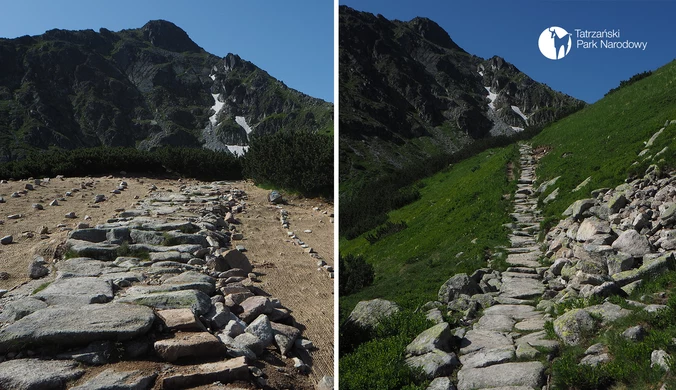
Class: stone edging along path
0,181,331,389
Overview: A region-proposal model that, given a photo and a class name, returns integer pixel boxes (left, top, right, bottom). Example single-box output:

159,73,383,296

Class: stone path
455,144,555,390
0,181,323,389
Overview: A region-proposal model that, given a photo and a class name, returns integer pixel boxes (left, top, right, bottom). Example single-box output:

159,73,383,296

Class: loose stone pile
0,181,321,389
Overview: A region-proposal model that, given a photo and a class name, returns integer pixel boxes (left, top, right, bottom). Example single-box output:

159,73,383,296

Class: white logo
538,27,572,60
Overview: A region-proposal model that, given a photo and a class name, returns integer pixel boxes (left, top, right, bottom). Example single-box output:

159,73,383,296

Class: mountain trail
0,175,333,389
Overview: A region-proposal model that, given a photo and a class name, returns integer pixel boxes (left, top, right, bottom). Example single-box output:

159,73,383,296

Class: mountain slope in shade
339,5,584,179
0,20,332,161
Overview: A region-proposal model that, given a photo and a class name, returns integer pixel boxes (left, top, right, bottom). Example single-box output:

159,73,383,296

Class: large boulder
346,299,400,329
611,230,652,257
553,309,595,346
438,274,481,304
406,322,452,356
405,349,459,379
576,217,611,242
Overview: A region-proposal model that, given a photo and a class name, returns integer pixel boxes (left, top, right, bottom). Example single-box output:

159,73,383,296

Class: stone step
506,267,537,274
500,277,545,300
160,356,249,389
457,361,546,390
506,247,540,254
506,252,541,268
509,236,537,248
514,317,546,332
473,314,515,332
459,330,513,356
483,304,539,320
501,272,540,279
496,296,537,305
154,332,225,362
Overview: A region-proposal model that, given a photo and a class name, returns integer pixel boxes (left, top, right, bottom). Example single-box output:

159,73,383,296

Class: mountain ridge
0,19,333,161
339,5,584,181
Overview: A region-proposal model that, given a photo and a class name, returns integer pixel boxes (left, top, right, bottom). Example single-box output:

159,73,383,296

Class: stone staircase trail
0,181,325,389
455,144,555,390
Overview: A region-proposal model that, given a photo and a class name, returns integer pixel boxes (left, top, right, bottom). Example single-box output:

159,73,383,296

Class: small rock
292,357,310,374
32,203,43,210
28,256,49,279
317,375,334,390
10,192,19,198
49,199,59,206
268,191,283,204
7,214,21,220
24,184,33,190
622,325,647,341
580,353,611,367
651,349,671,371
65,212,77,219
0,236,12,245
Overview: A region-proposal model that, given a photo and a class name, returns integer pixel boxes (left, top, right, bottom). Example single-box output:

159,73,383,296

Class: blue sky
0,0,334,102
340,0,676,103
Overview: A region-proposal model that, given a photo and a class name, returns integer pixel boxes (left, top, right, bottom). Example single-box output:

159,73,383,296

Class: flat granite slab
457,361,545,390
0,303,155,353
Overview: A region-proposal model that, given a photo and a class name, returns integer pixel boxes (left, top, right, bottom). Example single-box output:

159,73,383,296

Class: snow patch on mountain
485,87,498,110
235,116,253,135
511,106,529,125
209,94,224,126
227,145,248,157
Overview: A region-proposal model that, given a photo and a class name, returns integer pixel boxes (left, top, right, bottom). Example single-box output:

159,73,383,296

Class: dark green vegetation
533,59,676,224
340,48,676,390
341,145,518,312
341,125,549,240
339,254,375,296
0,20,332,162
243,130,333,198
552,273,676,389
605,70,653,97
0,129,332,198
339,145,519,389
0,146,242,182
340,311,432,390
339,5,583,184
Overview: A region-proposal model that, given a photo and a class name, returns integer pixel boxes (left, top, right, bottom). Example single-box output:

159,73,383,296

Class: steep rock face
0,20,332,161
339,6,584,178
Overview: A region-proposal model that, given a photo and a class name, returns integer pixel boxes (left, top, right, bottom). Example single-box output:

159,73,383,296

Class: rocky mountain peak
339,6,585,180
407,17,463,52
141,20,202,53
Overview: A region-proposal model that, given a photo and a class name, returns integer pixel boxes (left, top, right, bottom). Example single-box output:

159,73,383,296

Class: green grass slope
533,59,676,222
340,145,519,313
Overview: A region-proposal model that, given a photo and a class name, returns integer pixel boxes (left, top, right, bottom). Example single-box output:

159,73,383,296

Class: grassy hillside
533,59,676,221
339,59,676,390
340,145,519,313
